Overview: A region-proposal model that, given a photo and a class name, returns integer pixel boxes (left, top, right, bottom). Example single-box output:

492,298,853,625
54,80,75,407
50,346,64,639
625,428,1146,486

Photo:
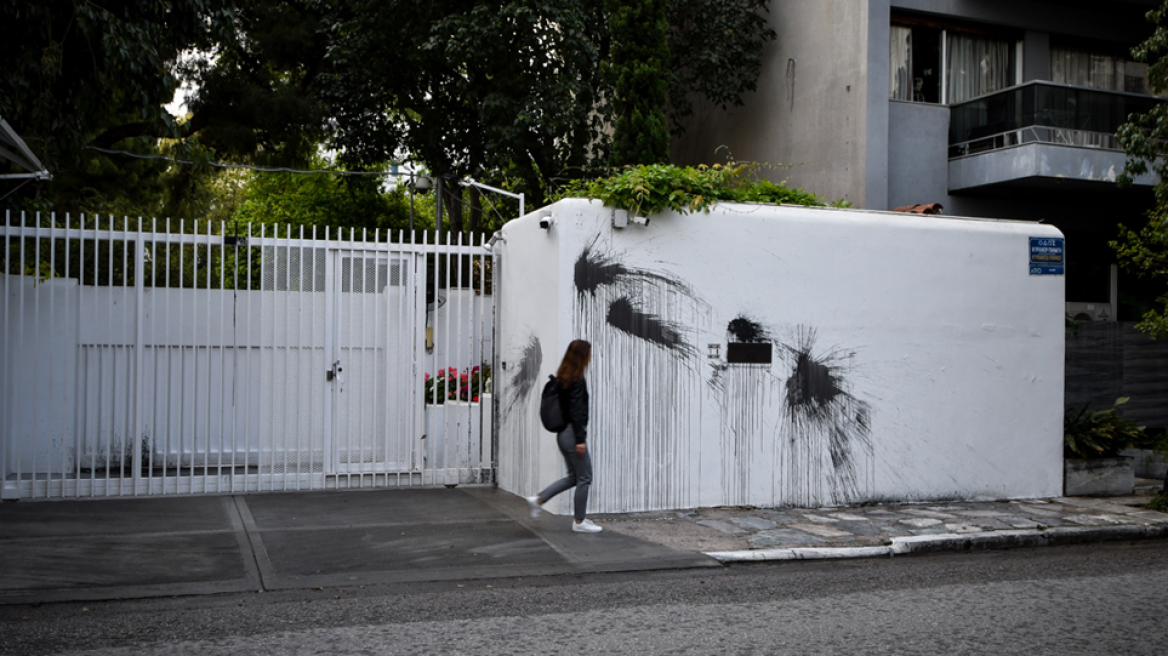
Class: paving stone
676,511,698,519
755,509,799,522
901,508,958,520
696,519,747,534
963,518,1012,530
899,517,943,528
799,513,840,524
789,523,855,539
832,521,885,537
1013,505,1064,518
749,529,827,547
952,509,1009,518
905,525,952,535
944,523,984,533
997,515,1043,529
827,512,869,522
1063,514,1119,526
864,509,910,519
729,516,777,531
1125,510,1168,523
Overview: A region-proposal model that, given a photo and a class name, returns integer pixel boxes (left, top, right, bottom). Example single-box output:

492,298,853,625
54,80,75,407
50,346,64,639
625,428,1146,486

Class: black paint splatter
506,335,542,416
782,328,872,503
574,240,691,298
606,297,692,355
786,351,842,408
727,316,770,343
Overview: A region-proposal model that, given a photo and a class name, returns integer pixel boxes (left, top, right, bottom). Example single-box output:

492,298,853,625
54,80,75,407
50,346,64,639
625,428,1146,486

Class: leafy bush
554,162,849,217
424,365,491,404
1064,397,1147,459
1149,490,1168,513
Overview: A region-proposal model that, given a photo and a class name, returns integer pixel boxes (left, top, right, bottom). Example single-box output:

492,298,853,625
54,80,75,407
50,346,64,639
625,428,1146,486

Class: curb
703,524,1168,562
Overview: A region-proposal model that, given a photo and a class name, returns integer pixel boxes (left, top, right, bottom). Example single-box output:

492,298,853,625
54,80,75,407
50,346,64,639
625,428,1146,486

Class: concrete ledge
704,524,1168,563
1065,457,1134,497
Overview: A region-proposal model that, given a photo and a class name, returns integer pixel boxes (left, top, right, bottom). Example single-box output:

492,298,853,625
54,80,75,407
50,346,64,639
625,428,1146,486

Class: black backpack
539,375,568,432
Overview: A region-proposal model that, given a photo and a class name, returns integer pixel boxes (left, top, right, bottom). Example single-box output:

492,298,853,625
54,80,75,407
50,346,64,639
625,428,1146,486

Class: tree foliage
185,0,333,166
3,0,776,228
606,0,671,167
232,162,414,234
1116,0,1168,339
325,0,611,208
667,0,776,134
0,0,234,170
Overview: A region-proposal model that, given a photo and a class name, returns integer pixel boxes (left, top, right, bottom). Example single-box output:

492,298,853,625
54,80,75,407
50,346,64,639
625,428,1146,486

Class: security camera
631,215,650,226
539,216,554,229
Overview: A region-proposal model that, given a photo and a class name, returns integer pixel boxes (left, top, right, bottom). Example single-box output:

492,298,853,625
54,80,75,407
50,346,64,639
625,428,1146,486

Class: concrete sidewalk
0,487,715,606
598,478,1168,562
2,481,1166,606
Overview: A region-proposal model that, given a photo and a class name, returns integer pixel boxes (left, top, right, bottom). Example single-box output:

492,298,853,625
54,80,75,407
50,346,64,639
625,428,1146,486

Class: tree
1116,0,1168,340
184,0,333,167
324,0,775,207
666,0,776,134
0,1,235,215
0,1,234,172
231,163,415,235
325,0,610,209
606,0,671,167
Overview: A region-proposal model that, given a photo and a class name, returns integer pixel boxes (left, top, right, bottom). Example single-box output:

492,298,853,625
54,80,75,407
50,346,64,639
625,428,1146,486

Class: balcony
947,81,1164,193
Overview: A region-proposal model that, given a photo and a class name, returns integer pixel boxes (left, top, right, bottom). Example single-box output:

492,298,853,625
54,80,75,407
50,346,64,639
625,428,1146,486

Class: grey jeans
536,425,592,521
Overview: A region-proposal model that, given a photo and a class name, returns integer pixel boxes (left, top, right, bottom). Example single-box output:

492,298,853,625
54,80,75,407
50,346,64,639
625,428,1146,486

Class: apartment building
673,0,1162,319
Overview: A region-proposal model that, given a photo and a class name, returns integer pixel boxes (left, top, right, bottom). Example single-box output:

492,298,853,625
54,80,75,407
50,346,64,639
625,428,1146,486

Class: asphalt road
3,540,1165,655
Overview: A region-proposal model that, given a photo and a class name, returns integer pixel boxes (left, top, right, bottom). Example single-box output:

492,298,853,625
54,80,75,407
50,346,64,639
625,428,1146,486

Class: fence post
132,225,145,491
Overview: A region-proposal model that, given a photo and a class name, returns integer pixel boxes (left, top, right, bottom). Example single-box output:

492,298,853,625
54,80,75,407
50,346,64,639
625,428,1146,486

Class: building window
1050,45,1148,94
890,21,1016,104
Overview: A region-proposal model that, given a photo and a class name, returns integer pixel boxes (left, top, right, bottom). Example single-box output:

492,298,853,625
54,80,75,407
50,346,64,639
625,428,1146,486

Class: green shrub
1148,491,1168,513
1064,397,1147,459
554,162,848,217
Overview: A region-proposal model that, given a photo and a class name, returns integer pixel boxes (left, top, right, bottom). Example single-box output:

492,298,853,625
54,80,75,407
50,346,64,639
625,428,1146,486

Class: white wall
495,199,1065,513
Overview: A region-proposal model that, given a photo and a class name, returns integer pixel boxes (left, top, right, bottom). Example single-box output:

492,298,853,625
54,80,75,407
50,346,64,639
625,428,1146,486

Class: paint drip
781,327,873,505
506,334,542,416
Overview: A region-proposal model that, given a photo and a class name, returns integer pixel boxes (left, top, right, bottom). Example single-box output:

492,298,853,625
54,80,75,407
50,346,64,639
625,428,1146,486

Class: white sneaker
525,496,542,520
572,518,602,533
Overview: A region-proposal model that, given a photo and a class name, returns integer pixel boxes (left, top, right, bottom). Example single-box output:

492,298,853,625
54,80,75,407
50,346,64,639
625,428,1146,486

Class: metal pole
435,177,444,236
409,176,416,234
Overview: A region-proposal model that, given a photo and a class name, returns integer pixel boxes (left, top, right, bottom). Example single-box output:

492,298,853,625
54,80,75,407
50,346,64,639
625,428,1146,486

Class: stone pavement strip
595,480,1168,562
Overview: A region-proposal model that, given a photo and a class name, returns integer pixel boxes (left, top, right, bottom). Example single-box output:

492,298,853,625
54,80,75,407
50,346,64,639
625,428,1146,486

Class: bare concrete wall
887,100,950,209
672,0,874,206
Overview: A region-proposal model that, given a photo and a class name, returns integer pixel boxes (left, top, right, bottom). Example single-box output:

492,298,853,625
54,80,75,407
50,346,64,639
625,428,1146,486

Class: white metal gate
1,212,494,499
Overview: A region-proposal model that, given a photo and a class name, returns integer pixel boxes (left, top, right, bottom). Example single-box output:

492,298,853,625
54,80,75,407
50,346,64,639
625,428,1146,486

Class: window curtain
890,25,913,101
1051,46,1123,91
946,33,1010,103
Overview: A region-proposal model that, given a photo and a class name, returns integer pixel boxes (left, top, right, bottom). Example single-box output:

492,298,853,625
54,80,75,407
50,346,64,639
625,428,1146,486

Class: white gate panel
2,214,494,499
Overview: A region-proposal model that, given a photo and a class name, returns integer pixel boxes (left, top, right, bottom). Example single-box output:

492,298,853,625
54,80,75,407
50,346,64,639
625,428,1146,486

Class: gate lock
327,361,343,382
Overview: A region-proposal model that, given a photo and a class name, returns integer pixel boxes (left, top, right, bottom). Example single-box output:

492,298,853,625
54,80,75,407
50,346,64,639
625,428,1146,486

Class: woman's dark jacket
560,378,589,444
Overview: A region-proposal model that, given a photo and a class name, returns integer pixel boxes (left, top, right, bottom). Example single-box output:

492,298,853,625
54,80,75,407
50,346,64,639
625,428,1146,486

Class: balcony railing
948,80,1166,158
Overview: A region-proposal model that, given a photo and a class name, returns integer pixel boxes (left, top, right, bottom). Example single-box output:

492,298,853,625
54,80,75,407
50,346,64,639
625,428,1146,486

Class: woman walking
526,340,602,533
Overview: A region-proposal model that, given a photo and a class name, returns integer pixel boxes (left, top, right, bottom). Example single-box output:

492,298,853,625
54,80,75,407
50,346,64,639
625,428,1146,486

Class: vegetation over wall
556,163,849,217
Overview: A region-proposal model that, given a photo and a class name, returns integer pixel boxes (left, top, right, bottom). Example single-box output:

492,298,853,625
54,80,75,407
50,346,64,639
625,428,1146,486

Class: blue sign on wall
1029,237,1064,275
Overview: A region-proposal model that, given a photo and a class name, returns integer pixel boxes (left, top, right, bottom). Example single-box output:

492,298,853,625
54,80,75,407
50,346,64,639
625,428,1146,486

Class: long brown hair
556,340,591,387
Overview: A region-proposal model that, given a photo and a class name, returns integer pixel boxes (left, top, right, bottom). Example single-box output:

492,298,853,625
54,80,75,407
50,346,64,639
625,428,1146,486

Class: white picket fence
1,212,494,499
